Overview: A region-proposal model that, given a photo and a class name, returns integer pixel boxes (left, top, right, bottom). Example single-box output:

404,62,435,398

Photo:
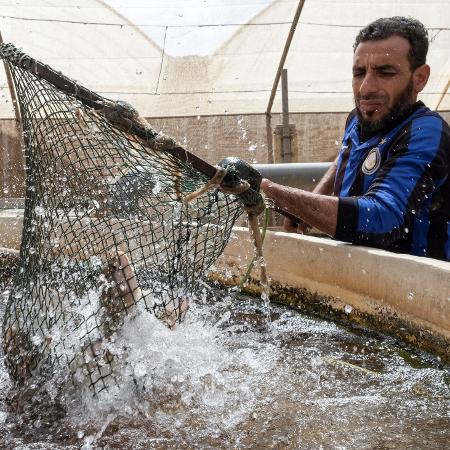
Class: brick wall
148,111,347,165
1,110,448,199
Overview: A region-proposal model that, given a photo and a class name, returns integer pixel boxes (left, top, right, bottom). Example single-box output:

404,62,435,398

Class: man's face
352,36,417,132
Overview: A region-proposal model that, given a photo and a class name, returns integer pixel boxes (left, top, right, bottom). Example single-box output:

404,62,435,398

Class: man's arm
260,179,339,237
278,156,338,233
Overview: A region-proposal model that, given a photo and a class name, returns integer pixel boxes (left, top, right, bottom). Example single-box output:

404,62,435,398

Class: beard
355,78,415,138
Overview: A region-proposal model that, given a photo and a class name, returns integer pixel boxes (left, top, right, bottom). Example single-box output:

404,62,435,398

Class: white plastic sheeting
0,0,449,118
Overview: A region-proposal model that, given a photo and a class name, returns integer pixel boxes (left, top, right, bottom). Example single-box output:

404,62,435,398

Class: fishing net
0,43,264,395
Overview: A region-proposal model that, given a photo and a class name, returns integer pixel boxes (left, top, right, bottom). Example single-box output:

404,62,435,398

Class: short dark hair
353,16,429,69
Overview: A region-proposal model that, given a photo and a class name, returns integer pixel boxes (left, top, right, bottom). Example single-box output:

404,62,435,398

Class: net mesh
0,43,248,394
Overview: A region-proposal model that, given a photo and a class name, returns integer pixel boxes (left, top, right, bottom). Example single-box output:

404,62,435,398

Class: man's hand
283,216,312,234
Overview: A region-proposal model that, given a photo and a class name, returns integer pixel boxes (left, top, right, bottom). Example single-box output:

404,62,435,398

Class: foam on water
67,299,279,438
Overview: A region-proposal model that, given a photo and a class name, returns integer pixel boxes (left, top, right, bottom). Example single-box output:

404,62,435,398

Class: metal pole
0,32,21,126
265,113,273,163
0,32,24,202
435,77,449,111
265,0,306,163
281,68,291,162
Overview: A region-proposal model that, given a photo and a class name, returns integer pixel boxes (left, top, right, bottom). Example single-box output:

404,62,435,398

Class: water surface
1,281,449,449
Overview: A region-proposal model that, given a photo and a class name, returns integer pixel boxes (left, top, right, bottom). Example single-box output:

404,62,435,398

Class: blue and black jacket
334,101,450,261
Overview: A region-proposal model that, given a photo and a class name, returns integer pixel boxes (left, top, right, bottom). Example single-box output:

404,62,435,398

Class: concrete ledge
210,227,450,363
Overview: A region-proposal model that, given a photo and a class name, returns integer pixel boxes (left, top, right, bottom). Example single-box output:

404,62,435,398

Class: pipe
265,0,306,163
254,162,331,191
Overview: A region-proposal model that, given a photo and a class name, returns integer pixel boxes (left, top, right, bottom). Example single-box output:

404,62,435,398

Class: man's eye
353,71,365,78
379,71,396,77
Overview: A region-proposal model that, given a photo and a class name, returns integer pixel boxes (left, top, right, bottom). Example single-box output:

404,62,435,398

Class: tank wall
211,228,450,362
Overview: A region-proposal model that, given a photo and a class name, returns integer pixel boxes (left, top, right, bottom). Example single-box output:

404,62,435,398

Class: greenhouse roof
1,0,449,118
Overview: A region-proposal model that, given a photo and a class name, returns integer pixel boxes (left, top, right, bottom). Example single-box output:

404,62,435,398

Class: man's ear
413,64,430,94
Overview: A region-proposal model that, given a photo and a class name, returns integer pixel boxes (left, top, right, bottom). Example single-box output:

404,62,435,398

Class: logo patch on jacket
362,147,381,175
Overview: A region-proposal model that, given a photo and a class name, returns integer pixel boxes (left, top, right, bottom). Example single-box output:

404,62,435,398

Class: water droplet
34,204,45,216
32,334,42,346
152,180,162,194
134,362,147,378
407,291,414,301
344,305,353,314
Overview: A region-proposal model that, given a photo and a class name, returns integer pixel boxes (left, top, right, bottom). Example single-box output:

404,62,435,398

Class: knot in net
0,43,263,394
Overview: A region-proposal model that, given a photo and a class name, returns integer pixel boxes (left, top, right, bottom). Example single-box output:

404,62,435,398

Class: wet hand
283,217,311,234
260,178,275,196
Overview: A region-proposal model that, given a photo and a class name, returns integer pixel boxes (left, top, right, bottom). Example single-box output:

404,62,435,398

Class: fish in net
0,43,265,395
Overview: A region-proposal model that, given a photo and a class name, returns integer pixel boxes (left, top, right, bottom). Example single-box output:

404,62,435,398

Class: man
261,16,450,261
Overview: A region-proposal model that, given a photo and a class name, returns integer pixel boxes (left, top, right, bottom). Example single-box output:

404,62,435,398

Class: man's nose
358,72,379,97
